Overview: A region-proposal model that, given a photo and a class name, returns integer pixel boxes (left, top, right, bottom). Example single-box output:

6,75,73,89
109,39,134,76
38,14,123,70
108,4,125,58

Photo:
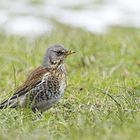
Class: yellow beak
65,50,76,56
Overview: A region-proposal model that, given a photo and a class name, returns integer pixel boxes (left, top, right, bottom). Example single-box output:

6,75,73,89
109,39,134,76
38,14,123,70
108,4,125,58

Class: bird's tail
0,103,7,109
0,96,19,109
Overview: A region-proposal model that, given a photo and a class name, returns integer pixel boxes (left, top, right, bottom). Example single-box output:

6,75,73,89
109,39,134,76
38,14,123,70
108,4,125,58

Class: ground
0,25,140,140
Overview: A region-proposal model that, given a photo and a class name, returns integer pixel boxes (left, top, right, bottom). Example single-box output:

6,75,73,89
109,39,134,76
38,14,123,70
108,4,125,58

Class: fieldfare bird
0,44,75,113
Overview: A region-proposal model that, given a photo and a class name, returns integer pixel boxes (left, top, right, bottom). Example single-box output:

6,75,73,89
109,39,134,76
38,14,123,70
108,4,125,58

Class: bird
0,44,75,113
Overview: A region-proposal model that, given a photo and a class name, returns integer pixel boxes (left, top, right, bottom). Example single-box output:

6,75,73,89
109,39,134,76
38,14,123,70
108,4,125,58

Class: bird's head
43,44,75,68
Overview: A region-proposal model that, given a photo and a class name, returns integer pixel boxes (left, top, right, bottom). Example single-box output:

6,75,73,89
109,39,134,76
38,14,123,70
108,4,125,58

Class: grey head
42,44,75,69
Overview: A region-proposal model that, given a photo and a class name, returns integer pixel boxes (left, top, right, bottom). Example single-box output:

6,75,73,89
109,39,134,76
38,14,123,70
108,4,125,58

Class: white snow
0,0,140,37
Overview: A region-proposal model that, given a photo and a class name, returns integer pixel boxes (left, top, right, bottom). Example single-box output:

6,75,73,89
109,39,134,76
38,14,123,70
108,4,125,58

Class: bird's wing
0,66,50,108
15,66,50,96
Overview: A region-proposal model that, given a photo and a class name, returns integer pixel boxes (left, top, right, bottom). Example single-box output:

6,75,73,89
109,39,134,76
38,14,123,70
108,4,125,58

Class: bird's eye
57,51,64,56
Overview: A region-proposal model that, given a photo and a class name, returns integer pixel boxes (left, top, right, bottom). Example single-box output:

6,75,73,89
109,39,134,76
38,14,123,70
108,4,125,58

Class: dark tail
0,104,6,109
0,99,9,109
0,96,19,109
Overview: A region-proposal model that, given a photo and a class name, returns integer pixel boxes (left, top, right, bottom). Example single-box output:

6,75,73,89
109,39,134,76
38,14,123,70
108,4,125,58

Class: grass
0,25,140,140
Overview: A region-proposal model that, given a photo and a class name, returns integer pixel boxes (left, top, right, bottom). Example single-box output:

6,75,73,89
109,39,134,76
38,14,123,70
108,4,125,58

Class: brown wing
0,66,50,107
14,66,50,96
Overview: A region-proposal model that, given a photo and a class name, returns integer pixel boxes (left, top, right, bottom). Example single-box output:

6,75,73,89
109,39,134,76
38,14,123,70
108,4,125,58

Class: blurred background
0,0,140,37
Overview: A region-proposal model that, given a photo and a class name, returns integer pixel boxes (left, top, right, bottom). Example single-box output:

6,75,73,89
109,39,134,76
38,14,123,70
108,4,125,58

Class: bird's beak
65,50,76,56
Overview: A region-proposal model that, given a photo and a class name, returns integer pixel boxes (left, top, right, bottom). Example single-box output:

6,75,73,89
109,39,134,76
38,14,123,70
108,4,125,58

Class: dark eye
57,51,64,56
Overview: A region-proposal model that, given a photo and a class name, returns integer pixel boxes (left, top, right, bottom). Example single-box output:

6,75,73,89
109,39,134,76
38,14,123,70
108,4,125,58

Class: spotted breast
27,65,67,112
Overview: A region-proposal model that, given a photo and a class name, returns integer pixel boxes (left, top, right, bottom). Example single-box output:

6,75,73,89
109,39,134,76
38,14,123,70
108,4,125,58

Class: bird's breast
58,73,67,96
44,69,66,97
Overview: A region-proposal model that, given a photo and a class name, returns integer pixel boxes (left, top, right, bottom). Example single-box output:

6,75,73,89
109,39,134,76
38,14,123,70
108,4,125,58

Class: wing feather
0,66,50,108
15,66,50,96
